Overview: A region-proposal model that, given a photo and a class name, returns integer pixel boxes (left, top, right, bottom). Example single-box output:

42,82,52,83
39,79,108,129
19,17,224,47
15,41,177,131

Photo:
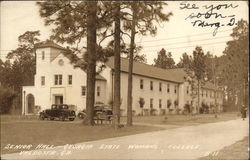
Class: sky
0,1,249,64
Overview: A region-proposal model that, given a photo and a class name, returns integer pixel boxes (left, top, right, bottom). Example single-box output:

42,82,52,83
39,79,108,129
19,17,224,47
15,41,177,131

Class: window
150,81,153,90
150,98,153,108
81,86,86,96
41,76,45,86
42,51,45,60
54,74,62,85
139,98,145,108
159,99,162,108
187,86,189,94
140,79,144,89
159,82,162,92
97,86,100,96
167,84,170,93
174,85,177,94
68,75,72,85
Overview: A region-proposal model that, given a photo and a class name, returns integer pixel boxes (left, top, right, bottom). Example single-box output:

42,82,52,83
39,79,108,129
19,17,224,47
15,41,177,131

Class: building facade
22,41,223,115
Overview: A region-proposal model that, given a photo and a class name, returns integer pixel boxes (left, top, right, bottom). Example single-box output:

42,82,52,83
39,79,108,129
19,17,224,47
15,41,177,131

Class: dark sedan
39,104,76,121
78,104,112,120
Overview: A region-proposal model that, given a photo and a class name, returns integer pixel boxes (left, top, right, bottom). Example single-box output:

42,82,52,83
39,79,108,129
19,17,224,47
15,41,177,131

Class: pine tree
154,48,176,69
123,2,172,126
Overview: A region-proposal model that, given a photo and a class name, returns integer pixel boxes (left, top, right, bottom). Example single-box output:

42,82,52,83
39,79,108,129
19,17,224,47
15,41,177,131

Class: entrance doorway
26,94,35,114
54,95,63,104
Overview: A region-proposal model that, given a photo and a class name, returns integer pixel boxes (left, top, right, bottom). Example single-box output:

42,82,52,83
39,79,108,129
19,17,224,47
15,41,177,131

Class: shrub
138,98,145,108
160,109,166,115
0,87,17,114
150,108,157,116
132,110,136,116
184,103,191,114
167,99,172,108
200,102,209,114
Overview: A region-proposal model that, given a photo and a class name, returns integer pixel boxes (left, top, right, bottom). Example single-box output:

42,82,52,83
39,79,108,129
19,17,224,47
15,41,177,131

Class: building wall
100,70,180,116
180,82,224,113
99,68,224,115
23,46,224,115
23,47,107,114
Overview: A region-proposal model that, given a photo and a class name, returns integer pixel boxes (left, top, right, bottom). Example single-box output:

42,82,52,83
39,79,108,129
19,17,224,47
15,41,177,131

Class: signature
180,2,239,36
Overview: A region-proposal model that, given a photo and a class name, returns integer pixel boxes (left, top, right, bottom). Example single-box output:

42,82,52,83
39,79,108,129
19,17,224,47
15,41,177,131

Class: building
22,41,223,115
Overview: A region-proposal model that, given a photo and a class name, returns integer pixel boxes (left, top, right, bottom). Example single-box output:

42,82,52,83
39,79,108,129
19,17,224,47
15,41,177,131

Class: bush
160,109,166,115
184,104,191,114
200,103,209,114
150,108,157,116
132,110,136,116
0,87,17,114
143,109,149,116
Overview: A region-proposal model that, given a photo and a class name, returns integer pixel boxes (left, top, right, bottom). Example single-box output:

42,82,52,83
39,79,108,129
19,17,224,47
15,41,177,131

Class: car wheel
69,118,74,121
96,113,102,119
78,113,85,119
60,115,65,121
39,115,45,120
50,117,54,120
78,114,83,119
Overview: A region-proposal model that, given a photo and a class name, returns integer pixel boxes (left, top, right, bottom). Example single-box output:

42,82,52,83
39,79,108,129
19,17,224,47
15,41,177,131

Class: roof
202,82,222,91
105,56,186,83
105,57,222,90
35,40,69,51
95,74,106,81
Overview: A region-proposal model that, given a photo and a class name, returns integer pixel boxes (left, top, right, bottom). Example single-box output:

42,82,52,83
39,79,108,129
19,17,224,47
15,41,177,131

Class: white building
22,41,223,115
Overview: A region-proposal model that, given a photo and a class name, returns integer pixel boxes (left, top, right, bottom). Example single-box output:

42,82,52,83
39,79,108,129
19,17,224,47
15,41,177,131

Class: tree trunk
113,2,121,129
127,4,136,126
197,80,200,114
85,2,97,126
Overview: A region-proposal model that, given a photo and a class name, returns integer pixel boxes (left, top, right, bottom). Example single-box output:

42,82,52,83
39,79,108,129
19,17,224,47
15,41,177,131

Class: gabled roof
202,82,222,91
105,56,186,83
35,40,69,51
96,74,106,81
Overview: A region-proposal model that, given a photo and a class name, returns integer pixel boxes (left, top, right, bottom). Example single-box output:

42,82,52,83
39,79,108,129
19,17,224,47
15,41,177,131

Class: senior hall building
22,41,223,115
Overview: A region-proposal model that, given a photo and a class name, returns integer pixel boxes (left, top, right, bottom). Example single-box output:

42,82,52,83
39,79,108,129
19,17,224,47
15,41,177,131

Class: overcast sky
0,1,249,64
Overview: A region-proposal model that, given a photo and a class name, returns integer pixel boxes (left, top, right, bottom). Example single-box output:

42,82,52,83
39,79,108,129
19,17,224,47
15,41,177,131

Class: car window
62,105,68,109
68,105,76,110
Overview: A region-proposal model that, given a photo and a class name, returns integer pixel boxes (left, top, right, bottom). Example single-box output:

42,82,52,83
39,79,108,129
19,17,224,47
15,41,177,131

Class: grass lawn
121,112,240,126
199,136,249,160
0,112,242,155
0,119,162,154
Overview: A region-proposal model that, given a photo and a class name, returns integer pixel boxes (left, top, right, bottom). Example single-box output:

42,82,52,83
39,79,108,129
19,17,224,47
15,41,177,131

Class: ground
1,119,162,154
1,117,248,159
1,112,248,159
121,112,240,126
200,136,249,160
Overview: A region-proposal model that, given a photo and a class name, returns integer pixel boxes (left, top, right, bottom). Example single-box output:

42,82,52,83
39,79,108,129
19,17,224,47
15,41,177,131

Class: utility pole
213,55,218,118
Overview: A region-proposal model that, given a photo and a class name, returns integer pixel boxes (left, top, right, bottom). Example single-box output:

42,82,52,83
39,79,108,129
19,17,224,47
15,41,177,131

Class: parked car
78,104,112,120
39,104,76,121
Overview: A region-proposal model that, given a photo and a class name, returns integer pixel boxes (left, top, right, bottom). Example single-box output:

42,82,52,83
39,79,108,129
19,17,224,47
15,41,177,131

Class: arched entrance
26,94,35,114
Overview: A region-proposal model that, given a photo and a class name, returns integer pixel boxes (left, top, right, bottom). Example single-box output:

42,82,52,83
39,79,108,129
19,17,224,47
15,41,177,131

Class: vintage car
39,104,76,121
78,104,112,120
